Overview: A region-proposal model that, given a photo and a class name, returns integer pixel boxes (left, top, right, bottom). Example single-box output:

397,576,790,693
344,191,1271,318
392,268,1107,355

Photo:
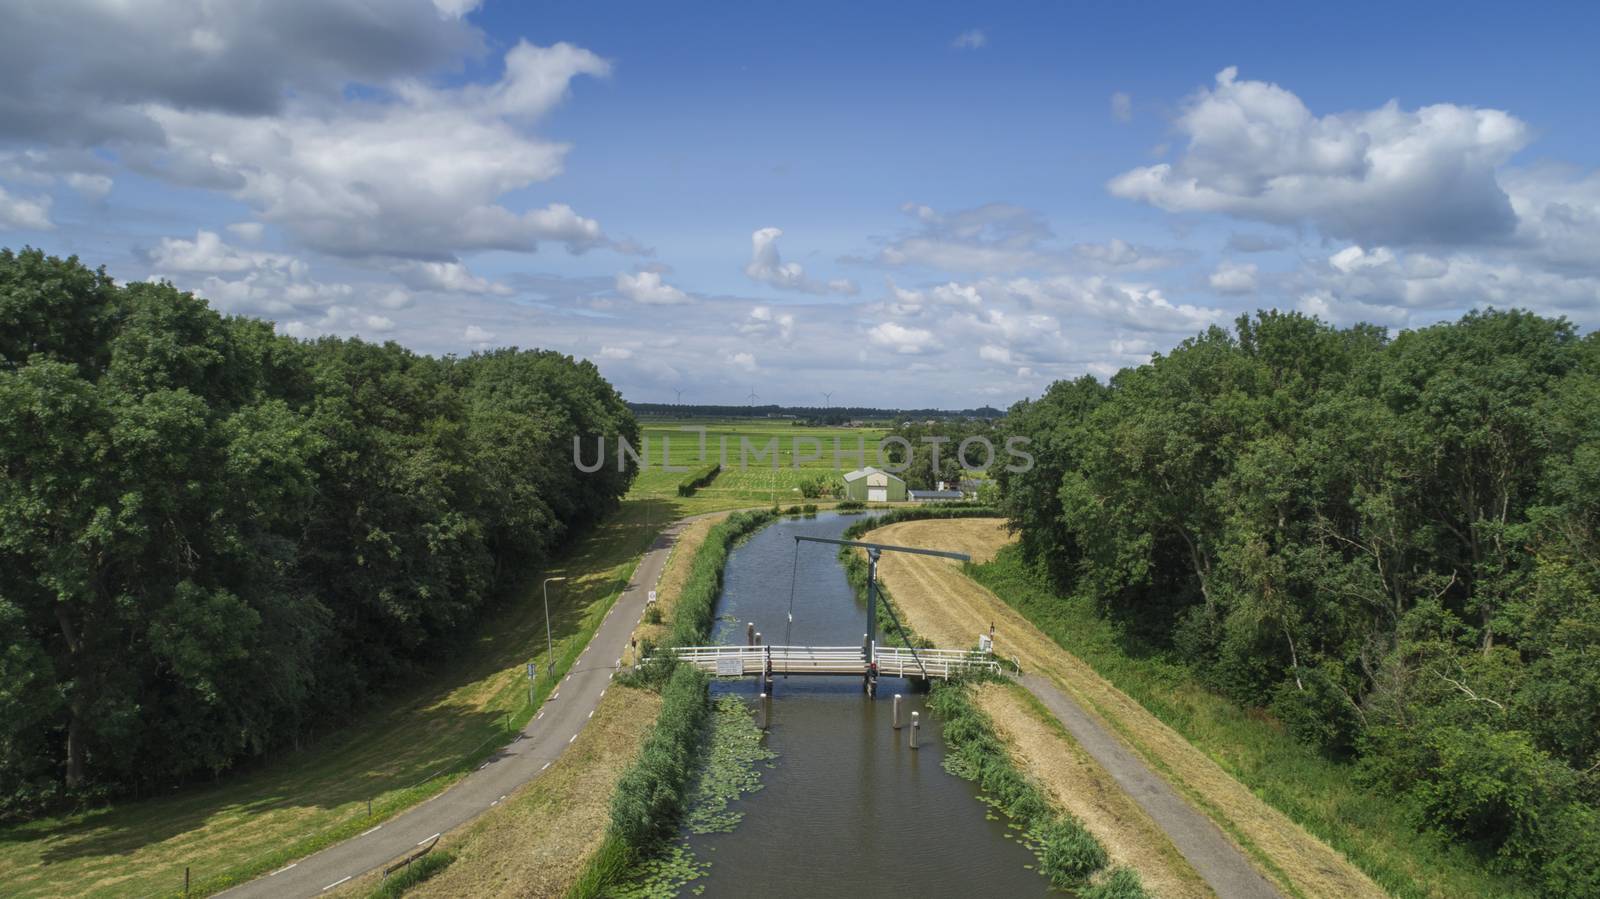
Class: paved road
222,519,692,898
1020,673,1281,899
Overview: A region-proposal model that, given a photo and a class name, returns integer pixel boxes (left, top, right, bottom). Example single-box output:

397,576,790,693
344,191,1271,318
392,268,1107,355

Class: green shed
841,466,907,502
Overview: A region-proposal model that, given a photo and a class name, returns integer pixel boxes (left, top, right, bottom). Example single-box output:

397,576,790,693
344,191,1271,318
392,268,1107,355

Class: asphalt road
221,518,689,899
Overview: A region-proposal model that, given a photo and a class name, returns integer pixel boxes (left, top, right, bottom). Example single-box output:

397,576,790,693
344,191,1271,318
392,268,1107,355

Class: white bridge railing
663,644,999,679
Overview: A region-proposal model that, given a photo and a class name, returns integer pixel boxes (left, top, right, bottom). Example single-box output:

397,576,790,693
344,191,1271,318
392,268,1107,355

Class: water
685,512,1053,898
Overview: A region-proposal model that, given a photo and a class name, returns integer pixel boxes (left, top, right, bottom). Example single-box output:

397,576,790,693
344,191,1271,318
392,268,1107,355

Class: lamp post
542,576,567,666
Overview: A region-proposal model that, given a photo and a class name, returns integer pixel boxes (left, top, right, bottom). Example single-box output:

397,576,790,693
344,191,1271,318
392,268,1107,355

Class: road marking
269,862,298,876
536,710,545,720
323,875,351,891
478,762,489,770
600,688,607,697
360,824,381,836
552,692,559,700
419,833,440,846
541,761,551,771
490,799,498,806
588,710,594,719
565,673,572,682
568,734,577,744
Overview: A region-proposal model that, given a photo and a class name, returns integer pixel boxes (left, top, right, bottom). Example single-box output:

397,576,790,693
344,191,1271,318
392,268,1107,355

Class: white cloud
740,305,797,343
952,29,988,50
363,314,396,332
63,172,112,198
463,324,495,343
125,39,616,260
0,184,53,229
1110,91,1133,123
1208,260,1258,294
396,260,510,295
978,343,1013,364
1109,67,1529,247
598,345,633,359
616,270,691,304
150,229,291,274
868,321,939,354
744,227,855,294
726,351,757,372
874,202,1061,274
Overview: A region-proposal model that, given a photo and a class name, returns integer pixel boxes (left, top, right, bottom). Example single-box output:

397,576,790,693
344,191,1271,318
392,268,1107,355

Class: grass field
627,420,889,514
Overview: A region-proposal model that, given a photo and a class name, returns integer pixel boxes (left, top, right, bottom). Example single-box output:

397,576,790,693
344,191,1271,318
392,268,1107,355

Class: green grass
627,420,888,514
967,546,1534,899
0,499,671,899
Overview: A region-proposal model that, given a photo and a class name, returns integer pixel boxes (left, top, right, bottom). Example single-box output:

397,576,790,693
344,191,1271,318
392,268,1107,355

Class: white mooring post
754,631,762,646
910,711,920,749
893,693,904,729
759,692,769,729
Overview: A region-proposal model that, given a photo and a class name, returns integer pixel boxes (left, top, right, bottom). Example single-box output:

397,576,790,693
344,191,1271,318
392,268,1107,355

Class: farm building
842,466,907,502
907,489,964,502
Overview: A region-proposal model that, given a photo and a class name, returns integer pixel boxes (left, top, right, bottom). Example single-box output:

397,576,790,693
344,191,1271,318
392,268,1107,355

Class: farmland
625,419,890,514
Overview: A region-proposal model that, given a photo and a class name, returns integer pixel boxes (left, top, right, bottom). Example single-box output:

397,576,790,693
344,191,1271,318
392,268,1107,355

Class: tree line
0,249,638,817
998,309,1599,895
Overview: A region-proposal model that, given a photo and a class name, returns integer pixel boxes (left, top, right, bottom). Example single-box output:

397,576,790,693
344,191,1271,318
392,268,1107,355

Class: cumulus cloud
0,184,53,229
395,260,510,295
744,227,856,294
598,345,633,360
952,29,988,49
464,324,495,343
616,270,691,304
1109,67,1529,247
1208,260,1259,294
868,321,939,354
739,305,797,343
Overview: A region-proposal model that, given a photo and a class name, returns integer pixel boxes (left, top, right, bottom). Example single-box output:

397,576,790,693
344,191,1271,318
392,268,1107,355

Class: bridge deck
666,644,999,679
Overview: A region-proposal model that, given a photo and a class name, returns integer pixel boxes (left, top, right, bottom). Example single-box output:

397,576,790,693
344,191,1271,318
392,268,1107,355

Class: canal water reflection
683,512,1054,898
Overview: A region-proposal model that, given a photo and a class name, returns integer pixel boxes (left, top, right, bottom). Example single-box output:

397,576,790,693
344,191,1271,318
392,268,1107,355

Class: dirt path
869,518,1389,899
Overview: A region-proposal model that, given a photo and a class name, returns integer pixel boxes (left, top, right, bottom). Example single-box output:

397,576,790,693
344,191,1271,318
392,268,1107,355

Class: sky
2,1,1598,408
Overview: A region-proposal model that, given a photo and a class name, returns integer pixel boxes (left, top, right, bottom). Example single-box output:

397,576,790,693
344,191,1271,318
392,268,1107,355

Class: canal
679,511,1054,897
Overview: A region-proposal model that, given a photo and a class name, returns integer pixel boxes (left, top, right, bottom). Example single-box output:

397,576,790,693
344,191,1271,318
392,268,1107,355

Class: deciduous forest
999,309,1599,895
0,249,637,817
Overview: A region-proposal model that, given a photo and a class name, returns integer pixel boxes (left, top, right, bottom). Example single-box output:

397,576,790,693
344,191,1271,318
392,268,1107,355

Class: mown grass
969,545,1533,899
0,499,669,899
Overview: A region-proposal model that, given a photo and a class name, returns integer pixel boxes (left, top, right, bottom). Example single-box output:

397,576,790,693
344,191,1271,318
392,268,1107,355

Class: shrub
835,499,865,511
676,463,721,497
369,850,455,898
1037,817,1109,884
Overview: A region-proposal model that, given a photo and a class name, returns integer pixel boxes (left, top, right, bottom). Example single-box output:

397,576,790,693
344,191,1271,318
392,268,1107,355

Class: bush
676,463,721,497
1038,818,1109,884
835,499,865,511
369,850,455,898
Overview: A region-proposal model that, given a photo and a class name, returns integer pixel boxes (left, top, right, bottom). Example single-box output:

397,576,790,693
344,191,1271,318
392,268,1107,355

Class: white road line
588,710,594,719
322,875,351,891
600,688,607,697
360,824,381,836
269,862,298,876
490,800,498,806
552,692,559,700
568,734,577,744
419,833,440,846
541,761,551,771
537,710,545,720
565,673,573,682
478,762,489,770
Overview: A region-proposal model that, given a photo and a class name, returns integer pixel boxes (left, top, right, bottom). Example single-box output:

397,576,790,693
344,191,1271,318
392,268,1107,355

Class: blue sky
3,0,1598,407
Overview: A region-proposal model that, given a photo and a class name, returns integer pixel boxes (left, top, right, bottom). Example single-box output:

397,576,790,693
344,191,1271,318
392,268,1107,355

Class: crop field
626,419,890,513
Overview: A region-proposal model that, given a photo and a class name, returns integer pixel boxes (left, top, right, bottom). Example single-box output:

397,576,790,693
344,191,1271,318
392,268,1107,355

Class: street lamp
542,576,567,665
